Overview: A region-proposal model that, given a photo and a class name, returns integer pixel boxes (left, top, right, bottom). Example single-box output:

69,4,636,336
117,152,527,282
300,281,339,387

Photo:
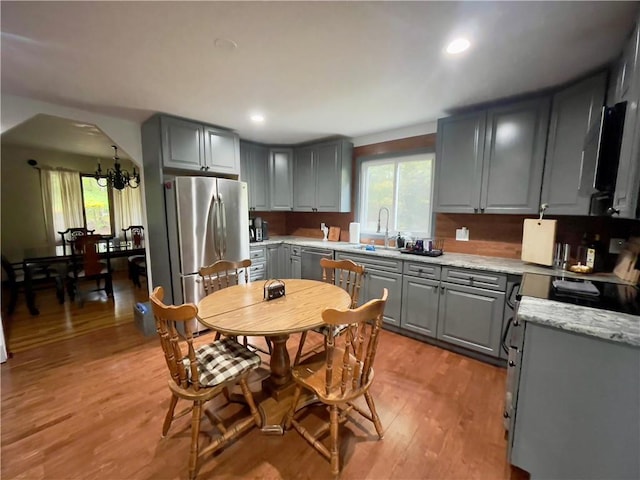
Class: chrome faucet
376,207,390,248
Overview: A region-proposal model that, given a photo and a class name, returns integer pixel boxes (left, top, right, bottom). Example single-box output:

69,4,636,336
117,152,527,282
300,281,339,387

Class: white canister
349,222,361,244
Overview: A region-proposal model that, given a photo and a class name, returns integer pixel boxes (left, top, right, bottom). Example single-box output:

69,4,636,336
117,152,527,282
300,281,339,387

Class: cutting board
328,226,341,242
614,237,640,283
521,219,557,266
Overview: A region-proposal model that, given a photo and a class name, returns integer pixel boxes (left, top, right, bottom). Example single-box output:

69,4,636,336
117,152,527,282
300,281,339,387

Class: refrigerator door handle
208,194,221,261
218,194,227,258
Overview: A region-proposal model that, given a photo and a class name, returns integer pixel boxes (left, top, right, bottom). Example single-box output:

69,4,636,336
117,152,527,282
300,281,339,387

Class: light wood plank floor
1,274,528,479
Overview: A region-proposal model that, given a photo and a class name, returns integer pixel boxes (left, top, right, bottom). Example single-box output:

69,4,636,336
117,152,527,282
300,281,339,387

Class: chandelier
95,145,140,190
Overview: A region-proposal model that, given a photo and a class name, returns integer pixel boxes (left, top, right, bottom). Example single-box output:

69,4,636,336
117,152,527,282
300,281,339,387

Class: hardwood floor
1,274,528,480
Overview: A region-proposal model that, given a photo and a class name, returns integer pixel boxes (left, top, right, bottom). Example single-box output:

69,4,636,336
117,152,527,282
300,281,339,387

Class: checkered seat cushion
183,337,261,387
312,324,350,338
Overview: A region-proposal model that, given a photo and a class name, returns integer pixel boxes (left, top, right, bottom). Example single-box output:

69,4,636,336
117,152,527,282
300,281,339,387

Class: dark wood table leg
22,262,40,316
266,335,292,390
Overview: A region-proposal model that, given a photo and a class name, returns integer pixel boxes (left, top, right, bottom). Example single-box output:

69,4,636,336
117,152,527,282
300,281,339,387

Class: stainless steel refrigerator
164,176,249,318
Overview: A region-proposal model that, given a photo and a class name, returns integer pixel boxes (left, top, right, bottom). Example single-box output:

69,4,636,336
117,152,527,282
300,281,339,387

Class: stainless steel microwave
580,101,627,215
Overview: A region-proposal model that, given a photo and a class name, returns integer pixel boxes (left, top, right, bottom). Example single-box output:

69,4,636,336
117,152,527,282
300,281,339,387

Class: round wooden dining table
197,278,351,387
197,279,351,432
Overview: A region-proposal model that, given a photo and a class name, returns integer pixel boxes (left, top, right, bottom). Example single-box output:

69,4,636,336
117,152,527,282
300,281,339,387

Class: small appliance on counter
249,217,263,242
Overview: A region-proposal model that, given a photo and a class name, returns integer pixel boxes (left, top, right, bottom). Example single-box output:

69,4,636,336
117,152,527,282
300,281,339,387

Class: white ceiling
1,1,639,152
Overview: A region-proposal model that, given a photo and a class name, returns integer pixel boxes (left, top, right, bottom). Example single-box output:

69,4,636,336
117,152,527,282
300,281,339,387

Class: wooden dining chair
67,235,113,305
122,225,146,287
284,289,389,477
149,286,262,480
58,227,95,252
293,258,365,365
198,259,272,355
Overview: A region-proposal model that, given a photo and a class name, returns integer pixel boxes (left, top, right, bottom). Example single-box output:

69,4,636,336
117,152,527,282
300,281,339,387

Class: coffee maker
250,217,263,242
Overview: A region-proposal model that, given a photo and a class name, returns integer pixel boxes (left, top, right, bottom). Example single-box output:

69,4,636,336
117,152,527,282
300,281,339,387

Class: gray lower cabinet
293,139,352,212
541,72,607,215
269,148,294,211
290,245,301,279
266,244,280,278
436,282,505,356
335,252,402,327
240,142,270,211
281,244,291,278
435,97,550,214
401,276,439,337
249,246,266,281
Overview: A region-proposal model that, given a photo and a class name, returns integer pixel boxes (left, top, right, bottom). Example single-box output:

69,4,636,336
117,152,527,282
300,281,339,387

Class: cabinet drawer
403,262,441,280
335,253,402,274
290,245,301,256
249,262,266,281
442,267,506,291
250,247,266,261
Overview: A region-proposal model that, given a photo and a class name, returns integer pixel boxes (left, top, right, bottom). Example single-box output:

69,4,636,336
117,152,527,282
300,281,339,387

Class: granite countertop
518,296,640,348
254,236,629,283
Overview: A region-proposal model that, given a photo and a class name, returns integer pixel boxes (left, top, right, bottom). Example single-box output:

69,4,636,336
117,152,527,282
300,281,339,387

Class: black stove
519,273,640,316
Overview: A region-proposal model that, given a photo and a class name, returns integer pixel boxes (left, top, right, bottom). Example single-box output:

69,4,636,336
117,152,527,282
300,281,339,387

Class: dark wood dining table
197,279,351,433
21,239,145,315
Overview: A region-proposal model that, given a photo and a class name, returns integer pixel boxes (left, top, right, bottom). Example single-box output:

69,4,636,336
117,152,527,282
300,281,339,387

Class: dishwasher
300,247,333,280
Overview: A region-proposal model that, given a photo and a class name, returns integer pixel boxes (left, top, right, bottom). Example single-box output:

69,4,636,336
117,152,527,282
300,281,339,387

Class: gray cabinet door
436,282,505,356
541,73,606,215
315,142,341,211
401,276,439,337
266,245,280,278
481,98,550,214
290,255,301,279
269,148,294,211
240,142,270,211
293,146,316,211
281,244,291,278
203,126,240,175
362,269,402,327
161,117,204,171
434,111,486,213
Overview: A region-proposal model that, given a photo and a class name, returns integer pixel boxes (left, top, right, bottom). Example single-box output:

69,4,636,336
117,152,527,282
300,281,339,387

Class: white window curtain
40,168,84,245
112,187,144,239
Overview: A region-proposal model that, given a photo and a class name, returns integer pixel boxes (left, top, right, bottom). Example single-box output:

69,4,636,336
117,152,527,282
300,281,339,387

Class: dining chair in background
1,255,64,316
285,288,388,477
67,235,113,306
293,258,365,365
122,225,146,288
149,286,262,480
198,259,272,356
58,227,95,252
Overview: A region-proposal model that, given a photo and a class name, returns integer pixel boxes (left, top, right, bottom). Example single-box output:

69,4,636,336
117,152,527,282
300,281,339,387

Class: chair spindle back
199,259,251,295
320,258,365,308
322,288,388,398
149,286,202,391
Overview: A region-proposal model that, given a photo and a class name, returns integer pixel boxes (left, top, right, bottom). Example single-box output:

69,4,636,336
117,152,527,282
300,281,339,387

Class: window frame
355,148,436,240
80,173,115,236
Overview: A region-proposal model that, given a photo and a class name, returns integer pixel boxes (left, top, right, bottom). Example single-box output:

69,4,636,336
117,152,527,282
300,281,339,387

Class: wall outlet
455,227,470,242
609,238,625,254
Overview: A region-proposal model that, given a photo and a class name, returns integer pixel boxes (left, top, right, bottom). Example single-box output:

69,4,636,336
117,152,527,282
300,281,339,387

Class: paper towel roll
349,222,361,244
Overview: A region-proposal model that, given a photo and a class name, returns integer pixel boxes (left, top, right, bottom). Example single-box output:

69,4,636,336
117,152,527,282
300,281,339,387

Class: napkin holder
264,279,286,301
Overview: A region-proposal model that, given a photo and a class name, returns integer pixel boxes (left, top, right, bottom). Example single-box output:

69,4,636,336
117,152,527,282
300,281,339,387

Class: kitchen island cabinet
508,302,640,479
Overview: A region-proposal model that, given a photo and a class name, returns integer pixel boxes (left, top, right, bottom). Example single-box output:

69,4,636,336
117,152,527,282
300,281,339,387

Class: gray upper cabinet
203,126,240,175
293,139,352,212
160,115,240,175
240,142,270,211
161,116,204,170
269,148,294,211
482,98,550,214
541,73,606,215
435,97,550,214
612,17,640,219
434,112,486,213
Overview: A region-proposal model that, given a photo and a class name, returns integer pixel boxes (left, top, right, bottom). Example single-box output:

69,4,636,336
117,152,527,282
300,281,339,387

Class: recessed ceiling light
446,38,471,55
250,113,265,123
